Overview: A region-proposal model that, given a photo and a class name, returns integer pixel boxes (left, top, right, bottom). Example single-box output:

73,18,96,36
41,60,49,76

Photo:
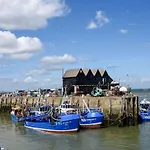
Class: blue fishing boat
24,108,80,133
57,95,104,129
79,96,104,128
140,99,150,121
80,108,104,128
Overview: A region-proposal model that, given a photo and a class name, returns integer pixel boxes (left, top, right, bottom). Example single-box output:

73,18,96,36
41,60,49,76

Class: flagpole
127,74,129,87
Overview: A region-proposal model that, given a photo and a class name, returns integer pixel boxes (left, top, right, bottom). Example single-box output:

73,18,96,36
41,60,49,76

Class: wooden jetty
0,93,139,127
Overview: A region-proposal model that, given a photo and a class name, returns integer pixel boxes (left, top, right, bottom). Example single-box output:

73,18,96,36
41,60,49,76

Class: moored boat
24,107,80,133
57,95,104,129
80,108,104,128
139,99,150,121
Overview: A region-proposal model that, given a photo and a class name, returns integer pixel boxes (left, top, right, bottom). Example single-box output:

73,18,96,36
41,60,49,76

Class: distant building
63,68,113,95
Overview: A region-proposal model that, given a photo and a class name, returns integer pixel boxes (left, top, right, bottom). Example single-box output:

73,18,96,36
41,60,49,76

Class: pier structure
0,94,139,127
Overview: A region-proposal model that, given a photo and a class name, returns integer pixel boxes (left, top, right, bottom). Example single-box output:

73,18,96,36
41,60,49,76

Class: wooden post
87,99,90,108
20,97,23,108
132,97,135,125
5,98,8,105
76,99,79,109
10,97,12,107
127,97,130,126
32,98,34,107
15,98,17,105
136,96,139,124
109,98,112,121
1,98,3,108
97,99,100,108
38,97,40,103
26,98,28,104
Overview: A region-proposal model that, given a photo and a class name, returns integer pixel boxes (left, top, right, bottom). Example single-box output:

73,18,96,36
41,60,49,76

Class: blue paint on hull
80,109,104,128
140,109,150,121
140,112,150,121
10,114,25,122
24,114,80,133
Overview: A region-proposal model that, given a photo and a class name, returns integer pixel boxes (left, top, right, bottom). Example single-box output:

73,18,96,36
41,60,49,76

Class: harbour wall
0,94,139,127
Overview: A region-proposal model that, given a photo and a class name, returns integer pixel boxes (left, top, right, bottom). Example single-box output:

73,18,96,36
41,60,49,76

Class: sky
0,0,150,91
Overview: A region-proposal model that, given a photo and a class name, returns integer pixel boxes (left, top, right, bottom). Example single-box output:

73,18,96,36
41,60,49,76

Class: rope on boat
47,107,60,122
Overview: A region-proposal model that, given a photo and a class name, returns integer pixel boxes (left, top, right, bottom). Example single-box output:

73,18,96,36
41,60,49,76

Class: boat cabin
57,101,78,114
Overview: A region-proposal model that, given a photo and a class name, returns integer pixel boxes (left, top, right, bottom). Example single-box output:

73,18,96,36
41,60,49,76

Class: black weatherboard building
63,68,113,95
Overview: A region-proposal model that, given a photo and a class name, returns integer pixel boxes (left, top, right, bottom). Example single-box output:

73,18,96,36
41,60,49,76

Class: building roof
63,69,107,78
91,69,97,76
82,69,89,75
99,70,105,76
63,69,80,78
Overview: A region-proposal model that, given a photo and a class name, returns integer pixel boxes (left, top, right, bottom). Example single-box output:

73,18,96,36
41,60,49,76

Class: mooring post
15,98,17,106
136,96,139,124
26,97,28,105
97,98,100,108
127,97,131,126
132,96,135,125
5,98,8,106
1,98,3,108
109,98,112,122
10,97,12,107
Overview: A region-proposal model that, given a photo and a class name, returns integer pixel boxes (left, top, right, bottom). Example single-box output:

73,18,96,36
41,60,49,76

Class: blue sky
0,0,150,91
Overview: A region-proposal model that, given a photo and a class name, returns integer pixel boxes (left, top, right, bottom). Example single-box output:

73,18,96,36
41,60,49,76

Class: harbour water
1,90,150,150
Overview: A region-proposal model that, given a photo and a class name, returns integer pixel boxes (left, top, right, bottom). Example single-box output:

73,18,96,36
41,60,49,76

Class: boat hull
140,113,150,121
80,111,104,129
80,121,103,129
10,114,25,122
24,125,78,134
24,114,80,134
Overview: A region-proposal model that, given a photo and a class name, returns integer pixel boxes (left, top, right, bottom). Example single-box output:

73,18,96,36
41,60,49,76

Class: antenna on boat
82,95,90,113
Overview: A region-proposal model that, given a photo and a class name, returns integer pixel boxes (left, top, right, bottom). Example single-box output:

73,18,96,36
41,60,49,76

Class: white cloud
26,69,49,76
10,53,34,60
44,78,51,82
24,76,38,84
120,29,128,34
86,21,97,29
0,0,70,30
41,54,76,64
47,65,63,70
12,78,18,83
0,31,42,60
26,65,62,76
86,10,109,29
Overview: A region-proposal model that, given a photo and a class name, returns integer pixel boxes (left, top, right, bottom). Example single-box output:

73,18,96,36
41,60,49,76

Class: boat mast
82,95,90,113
